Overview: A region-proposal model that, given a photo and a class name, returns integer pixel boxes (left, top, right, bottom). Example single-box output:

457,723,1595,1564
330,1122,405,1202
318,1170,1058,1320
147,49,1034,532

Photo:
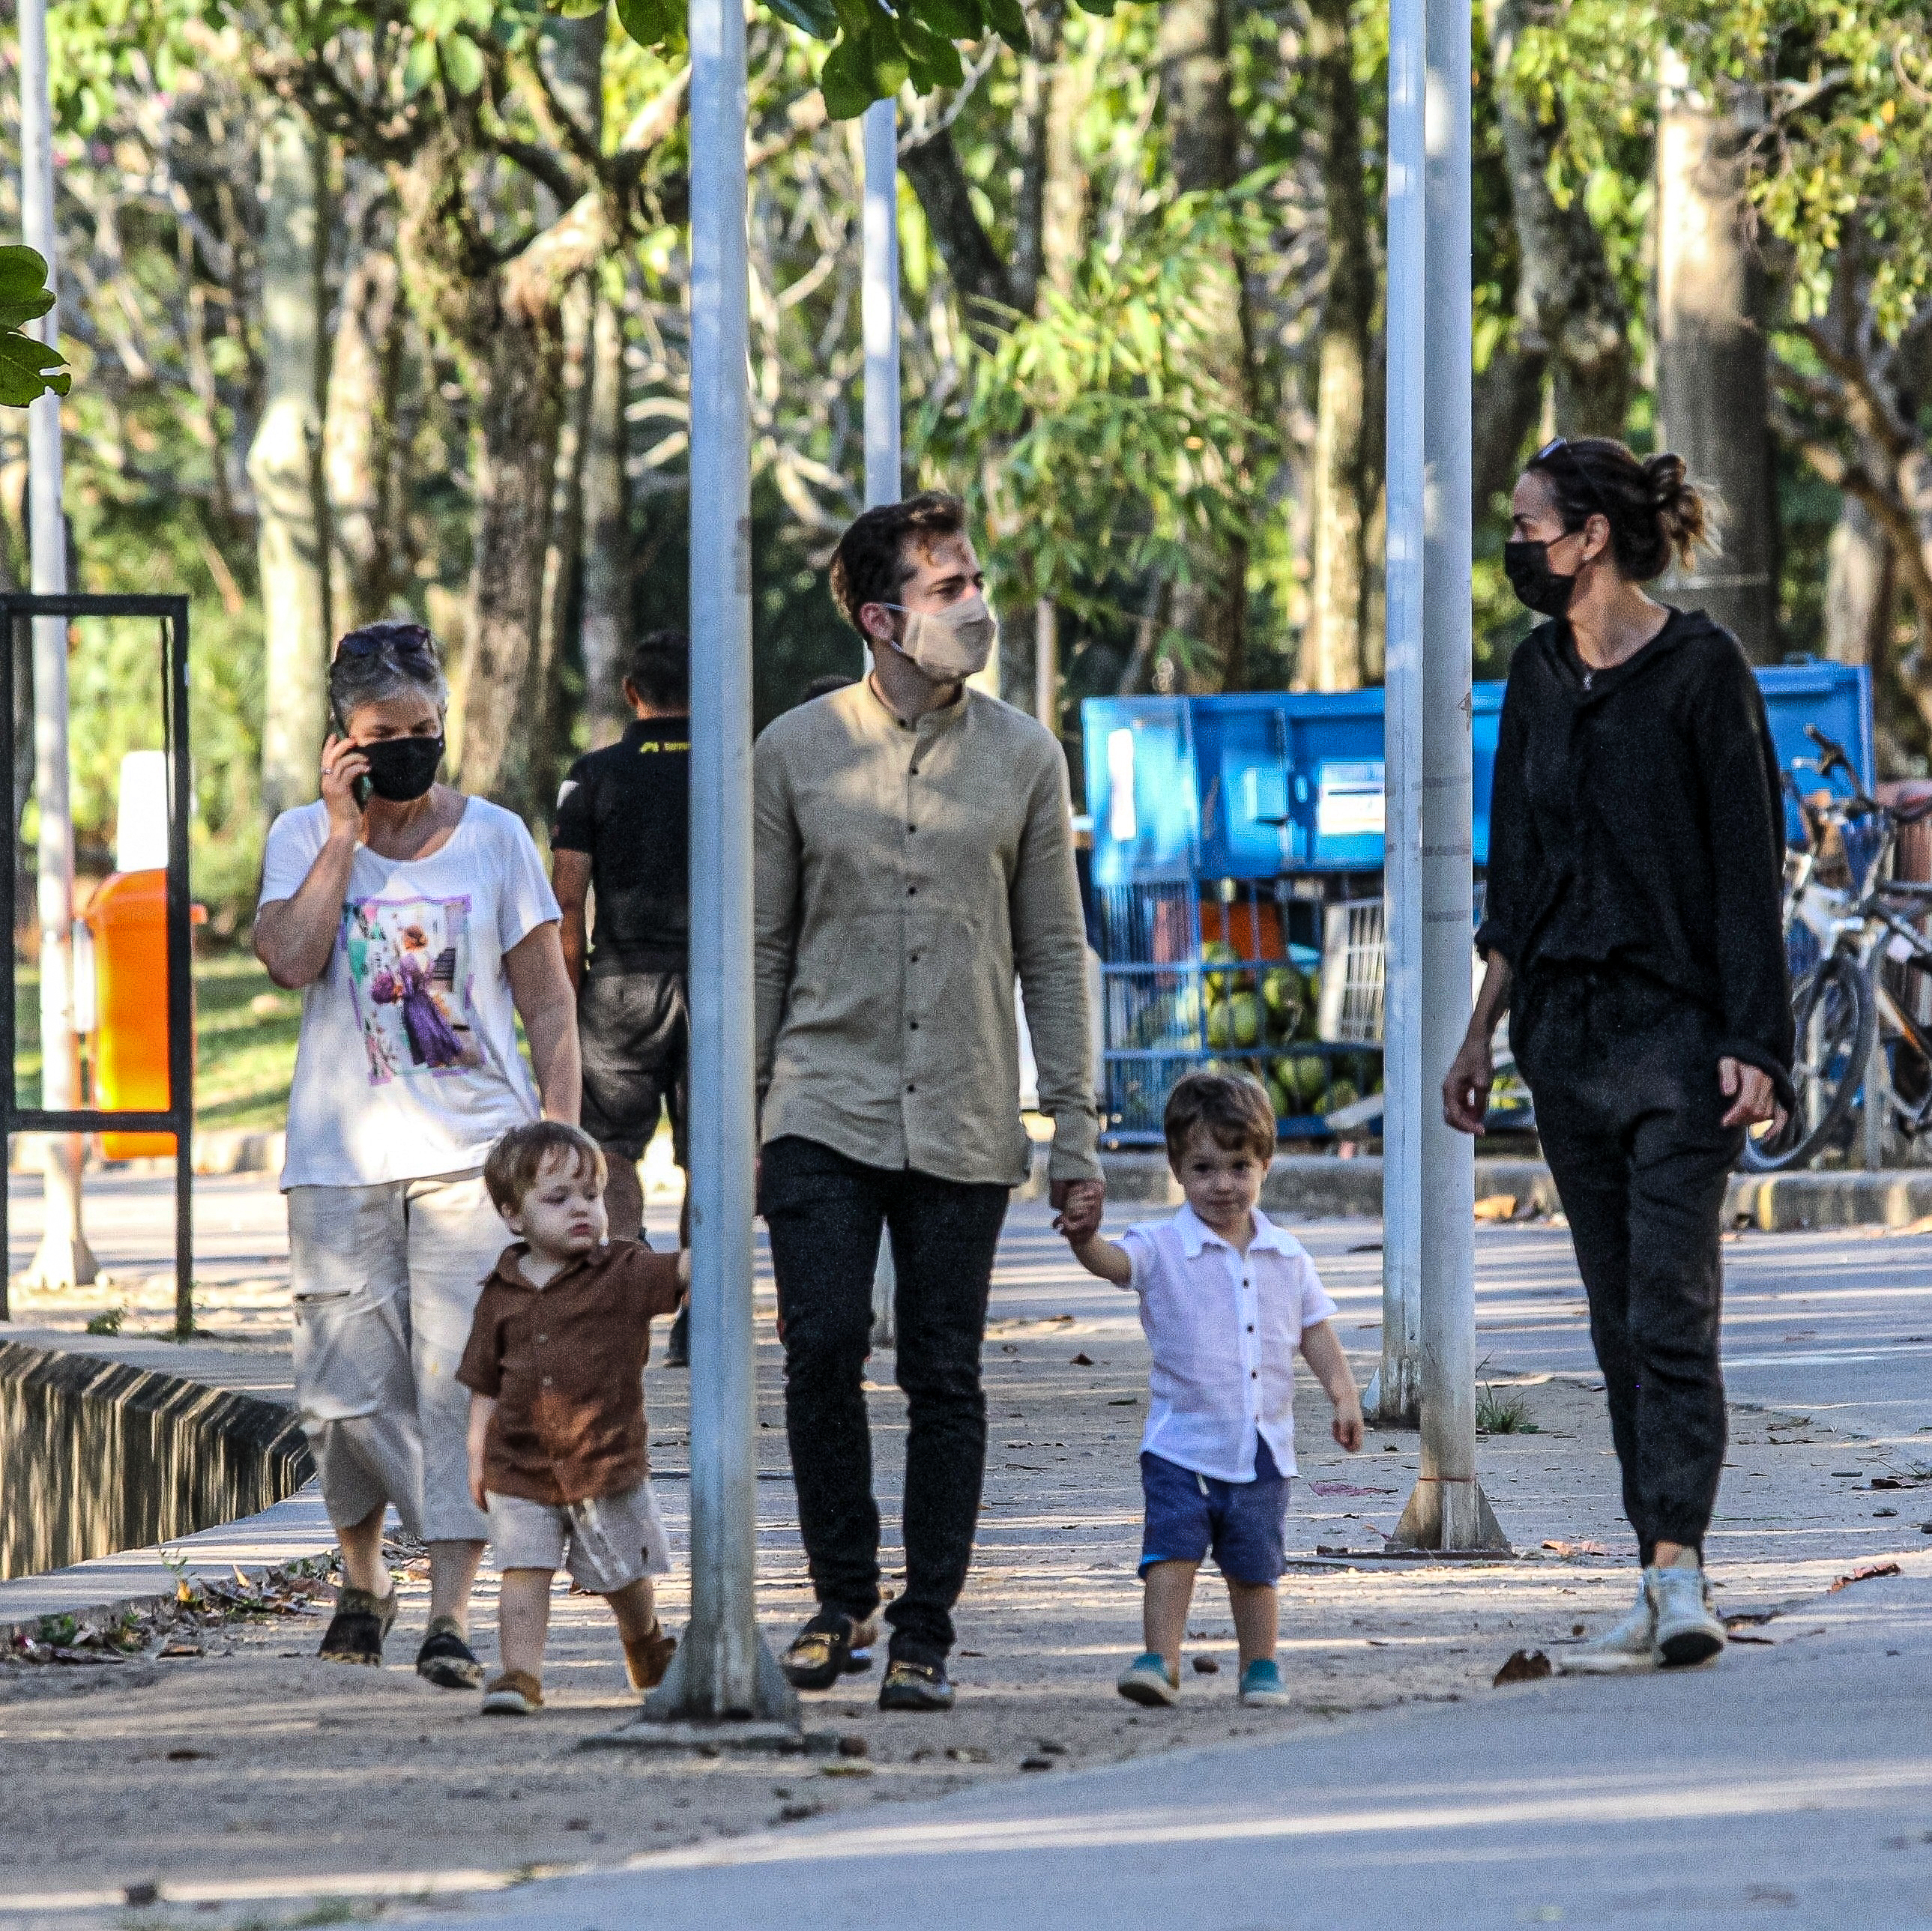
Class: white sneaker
1555,1580,1658,1675
1649,1559,1726,1669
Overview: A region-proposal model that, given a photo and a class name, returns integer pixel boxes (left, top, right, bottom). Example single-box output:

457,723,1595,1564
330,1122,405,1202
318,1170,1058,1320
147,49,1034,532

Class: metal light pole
862,99,901,510
863,95,902,1356
1371,0,1424,1428
634,0,797,1730
1389,0,1504,1550
18,0,95,1293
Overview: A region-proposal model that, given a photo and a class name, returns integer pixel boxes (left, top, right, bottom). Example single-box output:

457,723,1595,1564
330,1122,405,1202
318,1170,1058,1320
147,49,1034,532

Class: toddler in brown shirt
458,1121,689,1715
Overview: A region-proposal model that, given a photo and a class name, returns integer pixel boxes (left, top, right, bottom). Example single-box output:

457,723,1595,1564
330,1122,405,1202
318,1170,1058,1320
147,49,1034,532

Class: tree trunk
393,130,610,820
1472,347,1547,520
250,112,332,818
534,276,597,805
1301,0,1374,692
1009,1,1064,318
1825,494,1894,669
325,246,405,632
1655,53,1780,660
580,285,633,748
1485,0,1631,437
1159,0,1253,692
900,125,1018,320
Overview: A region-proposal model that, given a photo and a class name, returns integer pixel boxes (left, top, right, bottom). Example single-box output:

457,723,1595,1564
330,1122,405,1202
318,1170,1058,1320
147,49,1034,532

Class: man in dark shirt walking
552,633,692,1334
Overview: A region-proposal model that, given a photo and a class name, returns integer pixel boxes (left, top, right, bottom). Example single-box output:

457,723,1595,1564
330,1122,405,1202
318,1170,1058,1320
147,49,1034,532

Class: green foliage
0,248,70,406
929,185,1280,632
602,0,1113,119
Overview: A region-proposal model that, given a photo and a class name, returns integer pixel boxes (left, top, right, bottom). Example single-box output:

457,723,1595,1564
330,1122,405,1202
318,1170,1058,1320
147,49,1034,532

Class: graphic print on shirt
341,892,486,1084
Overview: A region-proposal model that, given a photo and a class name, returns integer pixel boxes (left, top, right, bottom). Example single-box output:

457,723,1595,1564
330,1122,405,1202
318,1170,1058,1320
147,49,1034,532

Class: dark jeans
759,1135,1009,1663
1513,967,1745,1565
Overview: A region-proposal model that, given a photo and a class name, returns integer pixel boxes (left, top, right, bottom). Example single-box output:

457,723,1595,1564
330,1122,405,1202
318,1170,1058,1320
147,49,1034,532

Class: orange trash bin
86,868,196,1160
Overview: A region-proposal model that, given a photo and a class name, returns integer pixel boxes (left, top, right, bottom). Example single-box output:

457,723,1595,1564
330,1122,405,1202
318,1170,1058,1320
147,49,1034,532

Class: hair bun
1643,450,1688,509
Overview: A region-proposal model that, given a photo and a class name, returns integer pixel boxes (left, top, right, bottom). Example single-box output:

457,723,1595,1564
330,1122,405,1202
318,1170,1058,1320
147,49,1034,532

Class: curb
1075,1147,1932,1231
0,1485,333,1646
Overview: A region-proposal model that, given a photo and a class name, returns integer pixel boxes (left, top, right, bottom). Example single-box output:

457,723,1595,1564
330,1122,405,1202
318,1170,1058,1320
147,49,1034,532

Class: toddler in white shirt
1059,1070,1362,1708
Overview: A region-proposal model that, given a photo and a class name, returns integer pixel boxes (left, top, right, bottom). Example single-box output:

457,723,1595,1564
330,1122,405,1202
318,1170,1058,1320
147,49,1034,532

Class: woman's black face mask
358,733,444,803
1503,537,1578,618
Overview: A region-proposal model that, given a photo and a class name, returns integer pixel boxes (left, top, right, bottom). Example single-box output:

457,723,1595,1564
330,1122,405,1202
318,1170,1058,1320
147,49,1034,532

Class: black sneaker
782,1610,878,1691
878,1658,954,1712
415,1616,486,1689
664,1305,689,1369
318,1585,397,1666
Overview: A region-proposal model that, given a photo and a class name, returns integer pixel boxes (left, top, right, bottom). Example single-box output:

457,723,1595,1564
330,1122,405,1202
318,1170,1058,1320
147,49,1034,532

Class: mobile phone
336,713,372,808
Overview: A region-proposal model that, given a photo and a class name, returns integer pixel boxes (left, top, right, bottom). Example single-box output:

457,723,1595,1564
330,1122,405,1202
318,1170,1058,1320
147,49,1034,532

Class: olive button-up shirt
753,677,1099,1188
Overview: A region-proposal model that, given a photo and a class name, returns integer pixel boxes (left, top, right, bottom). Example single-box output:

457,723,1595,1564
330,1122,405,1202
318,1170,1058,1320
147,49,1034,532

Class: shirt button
542,1375,554,1387
1251,1370,1258,1379
1247,1325,1255,1333
537,1333,547,1343
908,824,917,833
910,764,920,776
909,1019,919,1030
908,886,917,896
910,952,920,963
907,1083,917,1093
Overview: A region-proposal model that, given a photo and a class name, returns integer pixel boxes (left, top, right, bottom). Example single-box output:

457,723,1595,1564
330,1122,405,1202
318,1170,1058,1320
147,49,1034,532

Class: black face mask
358,734,444,803
1503,539,1578,618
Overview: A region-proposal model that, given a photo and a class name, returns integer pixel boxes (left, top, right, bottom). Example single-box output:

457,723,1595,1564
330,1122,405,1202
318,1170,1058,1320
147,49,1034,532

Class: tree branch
900,121,1016,319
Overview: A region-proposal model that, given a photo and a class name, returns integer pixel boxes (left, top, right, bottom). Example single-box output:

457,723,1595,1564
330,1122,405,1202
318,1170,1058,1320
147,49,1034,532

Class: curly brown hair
828,491,968,631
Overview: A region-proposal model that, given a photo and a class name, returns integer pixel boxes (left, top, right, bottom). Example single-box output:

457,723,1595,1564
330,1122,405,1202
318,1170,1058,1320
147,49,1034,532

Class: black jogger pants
1512,967,1745,1563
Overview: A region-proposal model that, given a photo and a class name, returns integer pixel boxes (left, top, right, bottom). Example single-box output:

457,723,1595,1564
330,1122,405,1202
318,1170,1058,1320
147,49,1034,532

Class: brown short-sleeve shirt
456,1239,683,1506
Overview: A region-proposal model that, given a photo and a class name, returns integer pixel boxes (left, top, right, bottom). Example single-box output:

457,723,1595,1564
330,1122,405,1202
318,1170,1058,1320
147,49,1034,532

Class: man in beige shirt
755,491,1103,1713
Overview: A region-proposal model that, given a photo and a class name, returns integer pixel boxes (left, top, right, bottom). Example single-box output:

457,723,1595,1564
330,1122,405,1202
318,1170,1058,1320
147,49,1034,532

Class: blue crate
1093,878,1380,1145
1085,686,1509,885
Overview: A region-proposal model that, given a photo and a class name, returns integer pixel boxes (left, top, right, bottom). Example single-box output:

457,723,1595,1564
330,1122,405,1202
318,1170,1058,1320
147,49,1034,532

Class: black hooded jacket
1475,606,1796,1107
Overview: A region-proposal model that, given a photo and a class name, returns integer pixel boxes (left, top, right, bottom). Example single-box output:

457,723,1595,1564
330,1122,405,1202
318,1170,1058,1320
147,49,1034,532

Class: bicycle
1741,726,1932,1171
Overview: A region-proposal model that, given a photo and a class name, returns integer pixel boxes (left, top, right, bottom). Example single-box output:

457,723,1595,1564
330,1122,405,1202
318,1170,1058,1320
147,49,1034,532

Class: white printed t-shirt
1117,1202,1339,1483
259,799,561,1190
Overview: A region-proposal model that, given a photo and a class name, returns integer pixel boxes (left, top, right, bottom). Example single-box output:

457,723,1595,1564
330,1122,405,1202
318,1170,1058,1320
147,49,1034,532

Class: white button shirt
1118,1203,1339,1483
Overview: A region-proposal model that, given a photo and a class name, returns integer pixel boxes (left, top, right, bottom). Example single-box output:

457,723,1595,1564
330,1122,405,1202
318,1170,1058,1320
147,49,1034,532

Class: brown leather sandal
624,1621,677,1690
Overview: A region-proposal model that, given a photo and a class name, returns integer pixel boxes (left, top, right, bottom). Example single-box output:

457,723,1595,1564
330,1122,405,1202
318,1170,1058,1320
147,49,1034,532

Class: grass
12,947,301,1134
1475,1359,1540,1435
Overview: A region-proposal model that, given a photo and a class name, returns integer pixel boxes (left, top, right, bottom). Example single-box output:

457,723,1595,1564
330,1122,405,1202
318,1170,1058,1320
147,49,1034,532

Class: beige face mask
881,594,999,681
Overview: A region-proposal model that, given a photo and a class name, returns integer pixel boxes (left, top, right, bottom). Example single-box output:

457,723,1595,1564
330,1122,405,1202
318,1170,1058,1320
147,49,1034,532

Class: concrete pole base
870,1231,896,1350
634,1622,800,1729
1363,1366,1422,1430
24,1227,97,1290
1387,1475,1510,1552
582,1717,808,1755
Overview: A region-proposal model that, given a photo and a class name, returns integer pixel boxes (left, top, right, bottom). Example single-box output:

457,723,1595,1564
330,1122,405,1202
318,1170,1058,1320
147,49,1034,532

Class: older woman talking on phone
1443,438,1793,1676
254,620,579,1687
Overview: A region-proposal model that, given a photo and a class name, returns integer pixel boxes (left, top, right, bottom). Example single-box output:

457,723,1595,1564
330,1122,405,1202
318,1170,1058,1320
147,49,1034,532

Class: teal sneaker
1238,1658,1292,1708
1116,1652,1180,1707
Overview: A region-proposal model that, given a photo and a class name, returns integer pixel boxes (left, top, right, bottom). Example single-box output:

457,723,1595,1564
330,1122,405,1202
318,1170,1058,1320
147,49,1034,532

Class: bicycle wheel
1739,954,1874,1172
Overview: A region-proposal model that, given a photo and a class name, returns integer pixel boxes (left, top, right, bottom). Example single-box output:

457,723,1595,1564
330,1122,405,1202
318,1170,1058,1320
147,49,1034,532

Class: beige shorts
485,1481,672,1595
288,1171,507,1544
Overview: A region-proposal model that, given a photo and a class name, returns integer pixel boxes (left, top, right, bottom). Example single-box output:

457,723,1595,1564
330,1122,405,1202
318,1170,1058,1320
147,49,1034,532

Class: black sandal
878,1658,954,1712
318,1586,397,1666
415,1616,485,1689
782,1610,877,1691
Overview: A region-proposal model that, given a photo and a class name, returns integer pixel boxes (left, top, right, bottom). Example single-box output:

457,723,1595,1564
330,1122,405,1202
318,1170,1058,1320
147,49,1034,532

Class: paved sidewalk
3,1175,1931,1924
450,1561,1932,1931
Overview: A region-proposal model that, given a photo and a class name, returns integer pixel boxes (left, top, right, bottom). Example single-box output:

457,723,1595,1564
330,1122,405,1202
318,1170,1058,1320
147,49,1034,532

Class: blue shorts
1139,1439,1289,1586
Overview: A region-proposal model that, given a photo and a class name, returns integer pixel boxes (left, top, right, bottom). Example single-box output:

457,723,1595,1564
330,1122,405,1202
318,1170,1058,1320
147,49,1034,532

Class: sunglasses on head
333,623,438,665
1533,436,1613,528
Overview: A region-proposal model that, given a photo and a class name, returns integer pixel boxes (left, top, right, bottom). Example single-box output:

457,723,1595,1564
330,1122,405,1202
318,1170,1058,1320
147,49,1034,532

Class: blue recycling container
1080,660,1875,1145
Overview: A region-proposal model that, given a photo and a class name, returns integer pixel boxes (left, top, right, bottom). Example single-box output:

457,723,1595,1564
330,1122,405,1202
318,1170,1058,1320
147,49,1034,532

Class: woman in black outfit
1443,437,1795,1672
